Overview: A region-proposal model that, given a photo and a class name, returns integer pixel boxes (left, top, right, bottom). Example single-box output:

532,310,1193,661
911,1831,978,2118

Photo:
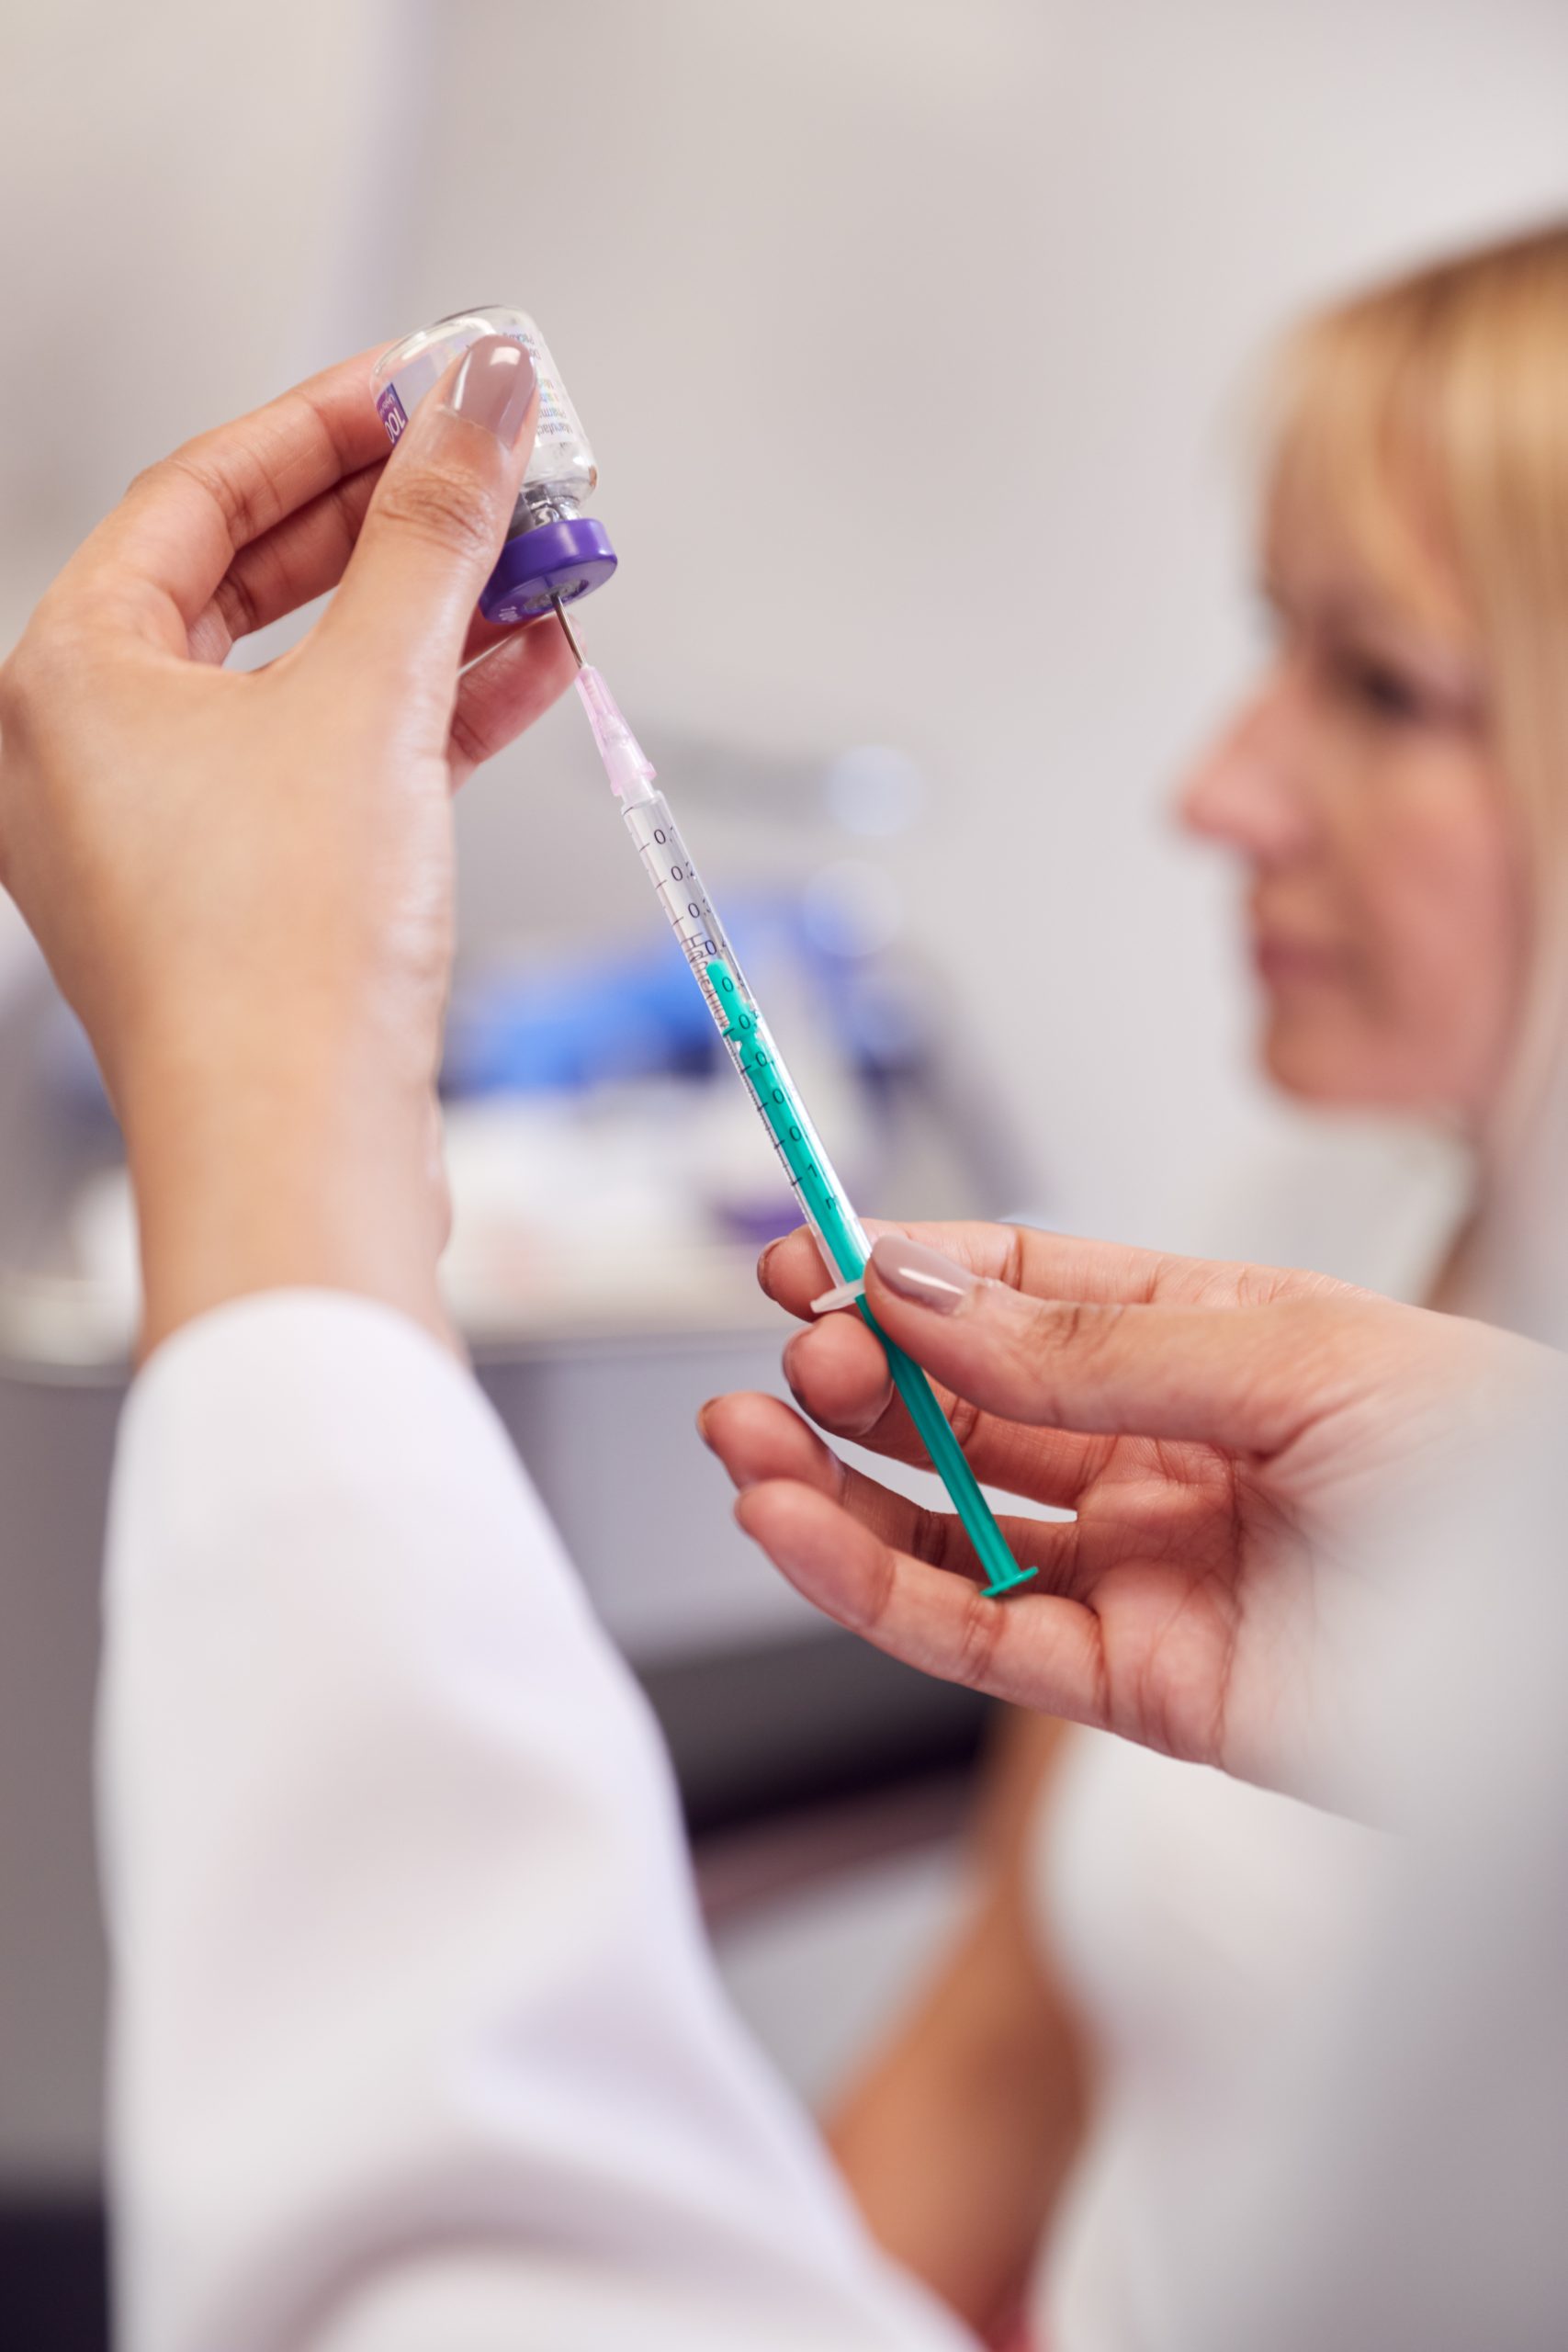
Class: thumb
325,334,538,683
863,1234,1352,1456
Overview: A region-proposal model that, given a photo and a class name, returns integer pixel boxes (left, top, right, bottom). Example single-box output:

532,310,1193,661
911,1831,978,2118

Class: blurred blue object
445,933,718,1097
444,895,905,1101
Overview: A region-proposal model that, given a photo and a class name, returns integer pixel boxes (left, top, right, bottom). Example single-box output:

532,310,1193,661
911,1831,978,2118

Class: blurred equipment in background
3,727,1032,1360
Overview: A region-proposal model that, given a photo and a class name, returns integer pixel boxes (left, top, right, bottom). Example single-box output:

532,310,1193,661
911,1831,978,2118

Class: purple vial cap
479,516,618,624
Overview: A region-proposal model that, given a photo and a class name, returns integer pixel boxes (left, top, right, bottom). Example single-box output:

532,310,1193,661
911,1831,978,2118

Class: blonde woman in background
764,223,1568,2349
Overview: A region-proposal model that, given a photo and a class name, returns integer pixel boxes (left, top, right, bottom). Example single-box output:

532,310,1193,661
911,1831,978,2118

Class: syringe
560,614,1036,1600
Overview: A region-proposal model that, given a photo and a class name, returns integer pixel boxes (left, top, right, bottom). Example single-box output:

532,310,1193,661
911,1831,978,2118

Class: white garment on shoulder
1035,1370,1568,2352
1025,1116,1450,2352
1032,1734,1383,2351
100,1291,974,2352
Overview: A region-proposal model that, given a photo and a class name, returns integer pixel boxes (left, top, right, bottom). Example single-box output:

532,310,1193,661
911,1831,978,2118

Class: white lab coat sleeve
100,1291,974,2352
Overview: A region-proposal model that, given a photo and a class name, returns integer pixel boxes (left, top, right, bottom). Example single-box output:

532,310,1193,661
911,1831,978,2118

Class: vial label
535,371,572,443
376,384,409,442
506,326,572,444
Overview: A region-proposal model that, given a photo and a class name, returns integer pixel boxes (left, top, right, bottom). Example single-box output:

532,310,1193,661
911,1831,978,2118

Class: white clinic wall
2,0,1568,2184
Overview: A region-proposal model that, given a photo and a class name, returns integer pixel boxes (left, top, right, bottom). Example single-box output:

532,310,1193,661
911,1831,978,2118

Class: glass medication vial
371,307,617,624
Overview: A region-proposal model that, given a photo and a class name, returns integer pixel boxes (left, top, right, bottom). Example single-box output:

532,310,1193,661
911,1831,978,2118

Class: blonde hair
1263,222,1568,1181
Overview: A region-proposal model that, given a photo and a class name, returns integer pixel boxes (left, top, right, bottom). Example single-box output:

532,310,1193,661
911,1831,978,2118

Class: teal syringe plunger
562,609,1036,1602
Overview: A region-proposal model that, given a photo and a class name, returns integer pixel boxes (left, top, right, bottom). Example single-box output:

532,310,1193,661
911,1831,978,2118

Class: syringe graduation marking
626,813,858,1260
705,957,865,1283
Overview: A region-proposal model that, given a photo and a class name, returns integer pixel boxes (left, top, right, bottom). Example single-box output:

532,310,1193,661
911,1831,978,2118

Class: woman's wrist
121,1047,455,1361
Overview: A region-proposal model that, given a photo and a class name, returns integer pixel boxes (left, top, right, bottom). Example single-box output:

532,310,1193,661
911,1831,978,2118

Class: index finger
861,1246,1386,1455
57,343,392,648
734,1478,1108,1726
760,1219,1325,1325
776,1308,1114,1505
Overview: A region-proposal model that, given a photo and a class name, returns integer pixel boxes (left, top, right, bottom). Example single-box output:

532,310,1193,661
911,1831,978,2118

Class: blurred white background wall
2,0,1567,2185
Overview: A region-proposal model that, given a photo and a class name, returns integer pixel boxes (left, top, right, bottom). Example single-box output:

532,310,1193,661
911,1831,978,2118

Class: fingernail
448,334,536,446
695,1399,717,1446
870,1235,976,1315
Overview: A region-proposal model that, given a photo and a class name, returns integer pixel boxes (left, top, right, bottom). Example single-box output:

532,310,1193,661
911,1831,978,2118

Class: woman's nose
1176,672,1317,866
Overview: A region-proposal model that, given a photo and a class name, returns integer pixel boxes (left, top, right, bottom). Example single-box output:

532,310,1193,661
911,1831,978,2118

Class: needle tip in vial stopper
575,663,657,800
551,592,585,669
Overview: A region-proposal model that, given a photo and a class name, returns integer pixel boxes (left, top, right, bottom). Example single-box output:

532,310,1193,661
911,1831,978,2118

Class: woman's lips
1252,933,1342,988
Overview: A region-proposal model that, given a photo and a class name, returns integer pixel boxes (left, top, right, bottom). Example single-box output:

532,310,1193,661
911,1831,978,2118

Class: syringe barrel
620,789,869,1283
616,771,1038,1599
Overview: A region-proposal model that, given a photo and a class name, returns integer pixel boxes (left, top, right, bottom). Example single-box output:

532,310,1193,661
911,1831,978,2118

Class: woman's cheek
1371,765,1521,1113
